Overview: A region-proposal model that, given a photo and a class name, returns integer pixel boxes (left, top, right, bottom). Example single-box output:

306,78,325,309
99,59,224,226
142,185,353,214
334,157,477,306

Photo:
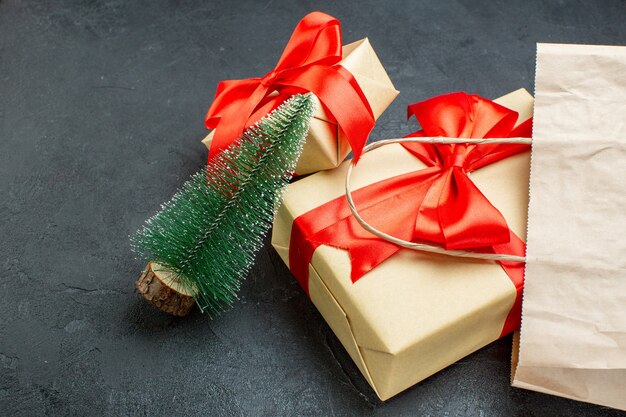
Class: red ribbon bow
204,11,375,162
289,92,532,337
401,92,532,250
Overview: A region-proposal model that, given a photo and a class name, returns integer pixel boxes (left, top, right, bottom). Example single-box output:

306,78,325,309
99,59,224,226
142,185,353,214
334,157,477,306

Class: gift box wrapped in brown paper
272,89,534,400
203,38,399,175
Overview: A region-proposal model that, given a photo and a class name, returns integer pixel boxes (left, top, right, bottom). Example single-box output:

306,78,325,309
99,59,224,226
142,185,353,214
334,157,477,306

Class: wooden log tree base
136,262,196,317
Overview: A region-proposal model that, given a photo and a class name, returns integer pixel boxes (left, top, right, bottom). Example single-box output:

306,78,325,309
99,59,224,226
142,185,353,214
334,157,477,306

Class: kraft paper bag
512,43,626,411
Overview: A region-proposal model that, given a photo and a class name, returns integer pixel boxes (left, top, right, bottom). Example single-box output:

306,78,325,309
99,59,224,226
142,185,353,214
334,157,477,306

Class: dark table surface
2,0,625,415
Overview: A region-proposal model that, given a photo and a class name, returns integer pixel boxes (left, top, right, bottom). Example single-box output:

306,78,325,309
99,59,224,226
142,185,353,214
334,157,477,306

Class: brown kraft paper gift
273,88,534,400
203,38,398,175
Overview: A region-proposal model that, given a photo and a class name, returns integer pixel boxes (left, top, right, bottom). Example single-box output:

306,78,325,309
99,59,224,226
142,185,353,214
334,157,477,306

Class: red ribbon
288,92,532,337
204,11,375,163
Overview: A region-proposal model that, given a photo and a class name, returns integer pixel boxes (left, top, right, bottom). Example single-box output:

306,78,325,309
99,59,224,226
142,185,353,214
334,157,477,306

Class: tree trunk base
135,262,196,317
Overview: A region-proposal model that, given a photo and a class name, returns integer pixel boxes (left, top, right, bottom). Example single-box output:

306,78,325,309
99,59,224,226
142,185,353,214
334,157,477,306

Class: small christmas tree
132,94,314,316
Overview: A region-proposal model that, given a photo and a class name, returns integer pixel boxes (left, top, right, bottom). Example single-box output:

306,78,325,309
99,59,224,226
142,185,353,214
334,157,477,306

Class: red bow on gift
204,11,375,162
289,92,532,336
401,93,532,250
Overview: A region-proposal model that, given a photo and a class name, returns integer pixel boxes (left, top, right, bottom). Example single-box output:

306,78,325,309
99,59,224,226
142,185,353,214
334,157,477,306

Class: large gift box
202,12,398,175
272,88,534,400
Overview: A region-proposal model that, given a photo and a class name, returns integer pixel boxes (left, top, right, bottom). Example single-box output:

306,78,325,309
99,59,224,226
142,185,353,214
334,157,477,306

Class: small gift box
201,12,398,175
272,89,534,400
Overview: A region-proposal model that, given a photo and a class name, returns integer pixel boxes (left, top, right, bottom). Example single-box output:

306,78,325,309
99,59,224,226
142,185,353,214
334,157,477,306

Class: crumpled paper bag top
513,43,626,411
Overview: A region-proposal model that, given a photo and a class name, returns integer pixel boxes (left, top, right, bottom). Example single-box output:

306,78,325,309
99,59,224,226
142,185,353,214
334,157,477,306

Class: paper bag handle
345,137,532,263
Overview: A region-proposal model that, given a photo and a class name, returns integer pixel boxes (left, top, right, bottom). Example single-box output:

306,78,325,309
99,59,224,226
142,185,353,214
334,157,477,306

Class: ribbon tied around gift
204,11,375,162
289,92,533,336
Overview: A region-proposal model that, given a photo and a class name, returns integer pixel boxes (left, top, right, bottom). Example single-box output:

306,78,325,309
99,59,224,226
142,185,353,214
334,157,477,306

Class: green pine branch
131,93,315,316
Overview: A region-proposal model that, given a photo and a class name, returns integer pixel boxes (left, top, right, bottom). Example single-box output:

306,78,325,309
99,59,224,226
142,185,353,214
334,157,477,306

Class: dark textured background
1,0,625,415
